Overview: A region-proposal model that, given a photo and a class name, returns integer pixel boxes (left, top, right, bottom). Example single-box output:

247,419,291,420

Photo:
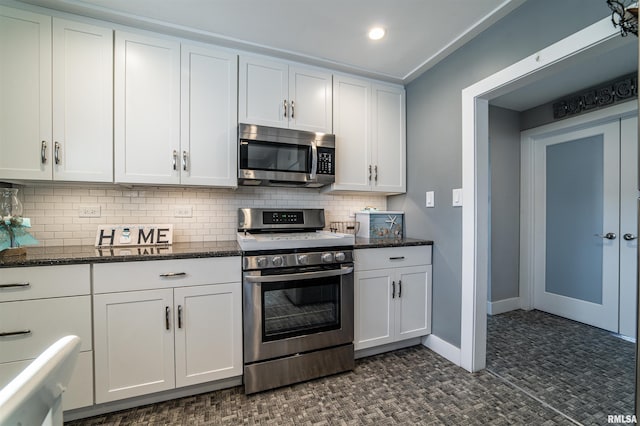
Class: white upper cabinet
115,33,238,187
0,7,51,180
332,75,371,190
371,83,406,193
327,75,406,194
114,31,181,185
180,43,238,187
239,55,332,133
52,18,113,182
0,8,113,182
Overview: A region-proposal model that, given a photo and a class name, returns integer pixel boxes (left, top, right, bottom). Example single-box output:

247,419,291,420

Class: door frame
520,102,637,317
460,16,634,372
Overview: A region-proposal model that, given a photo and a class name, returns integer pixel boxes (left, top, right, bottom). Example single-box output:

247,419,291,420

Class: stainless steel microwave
238,123,335,188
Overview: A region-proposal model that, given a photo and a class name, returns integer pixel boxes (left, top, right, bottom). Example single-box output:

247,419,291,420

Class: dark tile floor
66,309,634,425
486,309,635,426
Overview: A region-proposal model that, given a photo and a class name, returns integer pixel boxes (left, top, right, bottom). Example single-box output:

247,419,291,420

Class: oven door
243,264,354,363
238,138,317,184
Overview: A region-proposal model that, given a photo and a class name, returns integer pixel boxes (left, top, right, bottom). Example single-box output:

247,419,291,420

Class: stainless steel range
237,208,355,394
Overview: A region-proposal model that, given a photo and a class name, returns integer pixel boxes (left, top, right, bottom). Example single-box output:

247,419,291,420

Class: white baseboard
422,334,461,366
487,297,521,315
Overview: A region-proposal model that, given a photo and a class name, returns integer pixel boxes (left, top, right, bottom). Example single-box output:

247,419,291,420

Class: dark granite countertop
354,237,433,249
0,241,241,268
1,237,432,267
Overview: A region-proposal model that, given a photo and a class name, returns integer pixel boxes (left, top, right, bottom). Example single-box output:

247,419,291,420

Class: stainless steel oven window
239,140,311,173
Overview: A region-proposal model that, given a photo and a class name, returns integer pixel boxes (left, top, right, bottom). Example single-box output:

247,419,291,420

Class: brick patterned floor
66,309,633,425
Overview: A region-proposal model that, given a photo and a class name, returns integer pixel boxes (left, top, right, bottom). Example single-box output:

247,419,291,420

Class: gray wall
488,106,521,302
387,0,609,347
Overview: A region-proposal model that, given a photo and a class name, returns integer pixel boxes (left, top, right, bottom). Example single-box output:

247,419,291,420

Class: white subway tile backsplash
11,184,386,246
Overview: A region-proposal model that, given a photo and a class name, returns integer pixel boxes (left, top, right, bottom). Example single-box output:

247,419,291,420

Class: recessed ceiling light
368,27,386,41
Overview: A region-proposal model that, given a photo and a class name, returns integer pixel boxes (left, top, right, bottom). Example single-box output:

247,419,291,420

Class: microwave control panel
317,148,335,175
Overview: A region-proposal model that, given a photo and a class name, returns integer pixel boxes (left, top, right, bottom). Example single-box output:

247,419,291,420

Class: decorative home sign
552,73,637,120
95,224,173,247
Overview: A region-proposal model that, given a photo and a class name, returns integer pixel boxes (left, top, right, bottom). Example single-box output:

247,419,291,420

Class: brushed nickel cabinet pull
283,99,288,118
0,330,32,337
54,141,61,165
182,151,188,171
291,100,295,119
165,306,170,330
368,165,372,181
392,281,396,299
159,272,187,278
389,256,405,260
178,305,183,329
0,282,30,289
172,150,178,171
41,141,47,164
374,165,378,182
398,280,402,298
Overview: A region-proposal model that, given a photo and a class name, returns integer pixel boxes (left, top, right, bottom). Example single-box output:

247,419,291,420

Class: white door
533,120,620,332
238,56,288,128
332,75,372,191
0,6,52,180
114,31,180,184
174,283,242,387
94,289,175,403
288,66,332,133
396,265,431,340
619,116,638,338
372,83,406,193
354,269,394,350
52,18,113,182
180,44,237,187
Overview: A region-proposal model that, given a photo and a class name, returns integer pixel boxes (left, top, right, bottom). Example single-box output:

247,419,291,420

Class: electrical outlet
79,205,101,218
174,206,193,218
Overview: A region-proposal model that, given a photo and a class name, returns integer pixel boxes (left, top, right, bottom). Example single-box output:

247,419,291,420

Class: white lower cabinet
354,246,432,350
93,258,242,404
0,265,93,411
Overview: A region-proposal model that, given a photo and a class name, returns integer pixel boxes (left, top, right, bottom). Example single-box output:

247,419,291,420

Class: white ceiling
18,0,526,84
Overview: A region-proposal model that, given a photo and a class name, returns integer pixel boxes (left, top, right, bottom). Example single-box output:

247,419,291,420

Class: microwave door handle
310,141,318,181
245,266,353,283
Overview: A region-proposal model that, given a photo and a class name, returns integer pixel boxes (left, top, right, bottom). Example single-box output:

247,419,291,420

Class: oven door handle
245,266,353,283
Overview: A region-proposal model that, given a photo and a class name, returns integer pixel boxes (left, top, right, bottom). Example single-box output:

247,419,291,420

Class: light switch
452,188,463,207
426,191,434,208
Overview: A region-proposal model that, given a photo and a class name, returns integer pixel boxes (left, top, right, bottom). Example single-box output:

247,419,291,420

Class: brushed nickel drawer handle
0,330,32,337
389,256,405,260
159,272,187,278
0,282,30,289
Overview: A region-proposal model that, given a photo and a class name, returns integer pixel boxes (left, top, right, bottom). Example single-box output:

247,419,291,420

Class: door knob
595,232,617,240
623,233,637,241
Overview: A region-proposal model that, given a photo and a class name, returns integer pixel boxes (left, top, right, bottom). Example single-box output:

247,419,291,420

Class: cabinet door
354,269,394,350
0,6,52,180
331,75,372,191
94,289,175,403
174,283,242,387
52,18,113,182
181,44,237,187
114,31,180,184
238,56,288,128
289,66,332,133
395,265,431,340
372,83,406,193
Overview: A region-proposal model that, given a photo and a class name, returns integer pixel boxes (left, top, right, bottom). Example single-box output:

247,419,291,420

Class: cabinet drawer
93,257,241,293
355,246,432,271
0,265,90,302
0,296,92,363
0,350,94,411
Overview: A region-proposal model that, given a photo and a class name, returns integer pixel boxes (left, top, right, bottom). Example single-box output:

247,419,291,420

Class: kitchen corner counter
0,241,241,268
354,237,433,249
